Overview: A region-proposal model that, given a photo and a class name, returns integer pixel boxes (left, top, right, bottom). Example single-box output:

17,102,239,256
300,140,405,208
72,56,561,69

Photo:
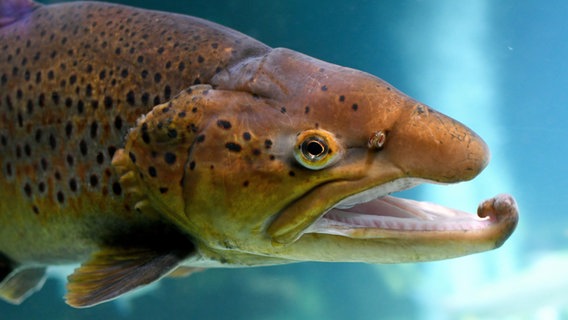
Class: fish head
117,48,517,266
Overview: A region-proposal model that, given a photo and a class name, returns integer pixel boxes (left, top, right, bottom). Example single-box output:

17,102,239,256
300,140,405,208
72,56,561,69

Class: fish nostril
368,130,387,150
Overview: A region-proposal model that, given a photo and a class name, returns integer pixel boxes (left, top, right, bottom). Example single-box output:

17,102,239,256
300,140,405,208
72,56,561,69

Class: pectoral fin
0,258,46,305
66,246,192,308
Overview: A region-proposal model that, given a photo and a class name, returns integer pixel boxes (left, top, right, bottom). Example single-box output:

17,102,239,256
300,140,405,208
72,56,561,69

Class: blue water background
2,0,567,319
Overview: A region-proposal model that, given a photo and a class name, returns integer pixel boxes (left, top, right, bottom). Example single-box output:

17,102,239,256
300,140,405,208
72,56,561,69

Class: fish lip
305,193,519,245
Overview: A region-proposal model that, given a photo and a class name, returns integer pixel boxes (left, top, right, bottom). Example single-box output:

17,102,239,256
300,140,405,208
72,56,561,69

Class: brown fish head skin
122,48,515,266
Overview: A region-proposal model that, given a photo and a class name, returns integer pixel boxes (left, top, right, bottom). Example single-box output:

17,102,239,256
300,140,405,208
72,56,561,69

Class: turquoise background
3,0,567,319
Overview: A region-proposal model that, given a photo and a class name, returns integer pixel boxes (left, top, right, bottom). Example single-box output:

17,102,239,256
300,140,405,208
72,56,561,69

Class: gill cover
112,86,209,226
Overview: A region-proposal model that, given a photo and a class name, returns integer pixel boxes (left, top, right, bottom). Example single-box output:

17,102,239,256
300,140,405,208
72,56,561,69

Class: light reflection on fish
0,0,518,308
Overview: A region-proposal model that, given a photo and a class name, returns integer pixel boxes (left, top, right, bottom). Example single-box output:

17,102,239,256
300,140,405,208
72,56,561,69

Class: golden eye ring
294,129,343,170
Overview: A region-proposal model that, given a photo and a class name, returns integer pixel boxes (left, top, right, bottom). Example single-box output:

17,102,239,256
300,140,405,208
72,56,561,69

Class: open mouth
304,186,518,240
269,177,518,249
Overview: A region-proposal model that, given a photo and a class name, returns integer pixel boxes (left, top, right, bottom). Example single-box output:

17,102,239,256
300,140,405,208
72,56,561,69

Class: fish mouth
307,193,517,242
269,178,518,249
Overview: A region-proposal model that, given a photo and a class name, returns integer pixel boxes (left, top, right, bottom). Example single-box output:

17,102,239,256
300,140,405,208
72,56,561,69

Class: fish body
0,0,518,307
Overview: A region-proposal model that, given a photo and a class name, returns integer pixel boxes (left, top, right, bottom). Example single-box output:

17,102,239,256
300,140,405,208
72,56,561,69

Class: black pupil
304,139,325,157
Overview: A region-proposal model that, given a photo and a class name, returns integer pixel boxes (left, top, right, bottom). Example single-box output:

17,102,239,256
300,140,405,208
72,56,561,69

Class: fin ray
66,246,191,308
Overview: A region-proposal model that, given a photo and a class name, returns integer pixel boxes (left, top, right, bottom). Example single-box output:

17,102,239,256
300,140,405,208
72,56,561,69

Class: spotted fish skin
0,0,518,308
0,1,268,264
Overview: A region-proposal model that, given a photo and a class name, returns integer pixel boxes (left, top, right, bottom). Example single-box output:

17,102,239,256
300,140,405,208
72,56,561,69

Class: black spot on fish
104,96,113,109
51,91,60,105
79,140,88,156
159,187,168,194
49,134,56,150
38,182,46,193
225,142,242,152
90,121,98,138
321,85,328,91
189,161,196,170
264,139,272,149
65,122,73,137
34,129,42,143
164,152,176,165
196,134,205,143
141,92,149,105
112,182,122,195
217,120,232,129
126,90,135,106
352,103,358,111
129,152,137,163
23,183,32,197
89,175,98,187
339,95,345,102
5,163,12,177
66,154,74,166
114,116,123,130
56,191,65,204
38,93,45,107
26,100,33,114
305,106,310,114
289,171,296,177
96,152,104,165
243,180,249,187
148,166,157,177
77,100,85,114
280,107,287,114
243,132,251,141
69,178,78,192
164,85,171,100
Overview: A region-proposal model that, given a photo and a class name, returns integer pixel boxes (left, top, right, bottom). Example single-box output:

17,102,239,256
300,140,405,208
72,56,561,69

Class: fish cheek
178,124,297,248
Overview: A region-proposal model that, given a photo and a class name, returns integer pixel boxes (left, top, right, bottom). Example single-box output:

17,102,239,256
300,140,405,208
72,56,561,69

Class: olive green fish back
0,1,268,258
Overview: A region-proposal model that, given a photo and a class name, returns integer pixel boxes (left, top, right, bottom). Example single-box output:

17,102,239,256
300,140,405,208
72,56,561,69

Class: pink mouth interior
319,196,493,232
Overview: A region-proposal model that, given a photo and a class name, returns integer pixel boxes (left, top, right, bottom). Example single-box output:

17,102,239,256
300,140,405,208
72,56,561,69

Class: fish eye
294,130,343,170
301,137,327,160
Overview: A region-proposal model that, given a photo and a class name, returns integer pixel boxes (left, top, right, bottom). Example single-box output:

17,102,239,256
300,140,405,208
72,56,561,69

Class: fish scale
0,1,268,260
0,0,518,308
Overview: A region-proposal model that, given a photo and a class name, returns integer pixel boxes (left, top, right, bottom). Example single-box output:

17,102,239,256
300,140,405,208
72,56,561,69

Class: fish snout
385,102,490,183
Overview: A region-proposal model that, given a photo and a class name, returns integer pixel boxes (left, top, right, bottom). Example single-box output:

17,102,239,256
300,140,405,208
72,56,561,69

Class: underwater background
2,0,567,319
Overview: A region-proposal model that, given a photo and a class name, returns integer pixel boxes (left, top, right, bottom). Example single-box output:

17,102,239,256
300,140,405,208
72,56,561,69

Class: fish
0,0,519,308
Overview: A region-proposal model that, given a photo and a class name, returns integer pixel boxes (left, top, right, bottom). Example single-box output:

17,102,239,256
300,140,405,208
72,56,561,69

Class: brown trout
0,0,518,308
